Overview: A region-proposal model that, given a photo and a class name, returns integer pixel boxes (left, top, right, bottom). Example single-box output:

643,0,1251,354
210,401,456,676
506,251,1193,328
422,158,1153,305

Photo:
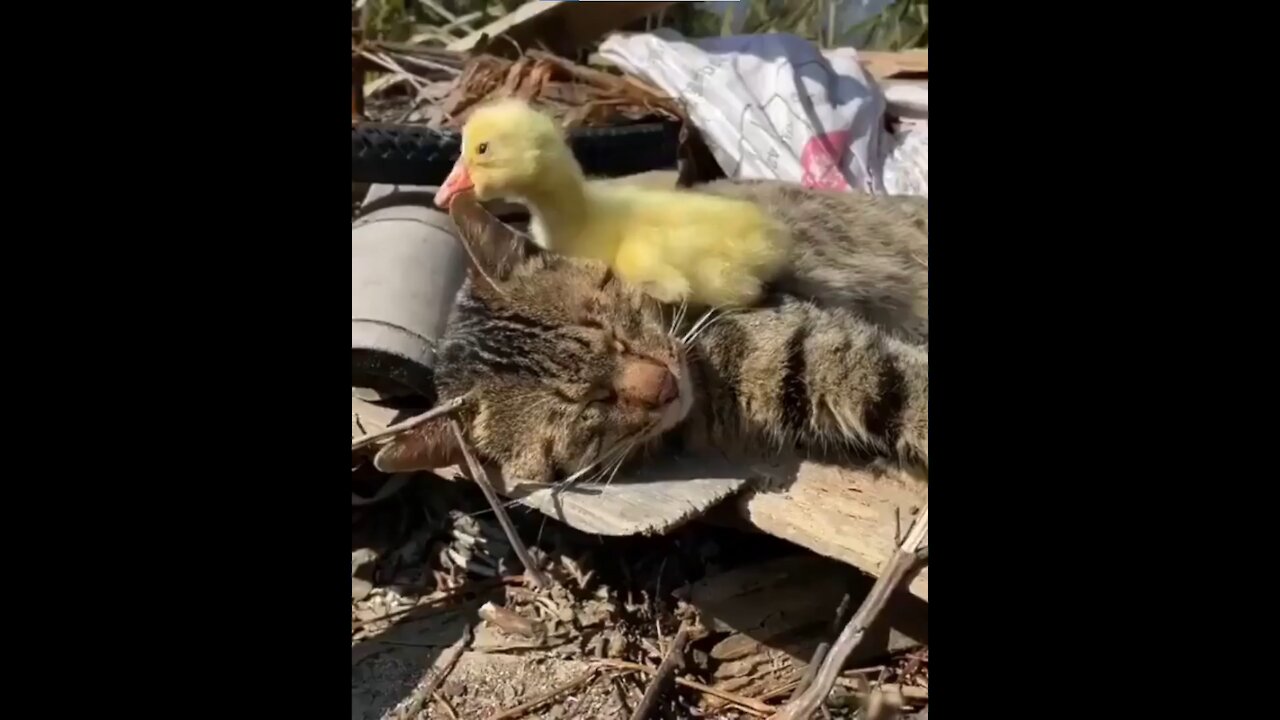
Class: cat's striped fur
697,178,928,345
684,296,927,467
373,190,928,483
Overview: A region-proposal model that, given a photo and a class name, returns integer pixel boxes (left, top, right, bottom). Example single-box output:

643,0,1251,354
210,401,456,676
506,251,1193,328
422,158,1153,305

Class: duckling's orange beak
434,160,474,208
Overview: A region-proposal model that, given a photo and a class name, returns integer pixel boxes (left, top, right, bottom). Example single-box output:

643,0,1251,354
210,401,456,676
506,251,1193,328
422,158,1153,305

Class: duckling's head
434,98,577,208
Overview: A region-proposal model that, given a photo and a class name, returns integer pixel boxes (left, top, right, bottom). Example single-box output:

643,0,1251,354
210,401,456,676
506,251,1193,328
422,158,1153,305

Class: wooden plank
352,395,747,536
856,50,928,78
738,463,928,601
435,456,749,537
676,554,926,676
448,1,677,57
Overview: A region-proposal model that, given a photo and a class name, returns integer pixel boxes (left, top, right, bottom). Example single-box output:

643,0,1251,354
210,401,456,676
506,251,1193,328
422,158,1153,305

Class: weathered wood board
740,463,928,601
676,554,926,667
850,49,929,78
353,396,928,601
352,396,747,535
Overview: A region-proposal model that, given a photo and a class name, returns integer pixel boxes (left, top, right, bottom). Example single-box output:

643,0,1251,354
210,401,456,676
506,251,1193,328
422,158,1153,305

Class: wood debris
629,621,691,720
774,505,930,720
479,600,546,639
352,420,928,719
353,39,684,131
432,50,681,130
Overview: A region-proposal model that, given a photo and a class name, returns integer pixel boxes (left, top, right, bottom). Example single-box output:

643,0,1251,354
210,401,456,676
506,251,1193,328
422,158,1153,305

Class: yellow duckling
433,99,791,307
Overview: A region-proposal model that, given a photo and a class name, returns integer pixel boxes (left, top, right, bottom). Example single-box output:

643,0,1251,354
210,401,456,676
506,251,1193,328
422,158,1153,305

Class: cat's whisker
669,298,688,336
590,449,626,487
685,305,743,345
563,445,627,490
681,306,721,345
583,454,619,485
584,427,650,486
600,423,657,487
561,460,606,487
469,432,638,518
560,426,647,491
602,451,628,488
683,308,737,347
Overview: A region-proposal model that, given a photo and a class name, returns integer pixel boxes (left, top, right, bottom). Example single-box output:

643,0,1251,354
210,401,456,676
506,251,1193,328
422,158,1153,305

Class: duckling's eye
477,142,489,155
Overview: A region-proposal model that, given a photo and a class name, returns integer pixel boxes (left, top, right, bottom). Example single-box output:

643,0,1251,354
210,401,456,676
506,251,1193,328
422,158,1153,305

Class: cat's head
372,194,694,484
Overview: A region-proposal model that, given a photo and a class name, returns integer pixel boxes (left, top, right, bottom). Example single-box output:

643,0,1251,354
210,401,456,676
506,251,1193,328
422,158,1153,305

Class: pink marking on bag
799,130,852,190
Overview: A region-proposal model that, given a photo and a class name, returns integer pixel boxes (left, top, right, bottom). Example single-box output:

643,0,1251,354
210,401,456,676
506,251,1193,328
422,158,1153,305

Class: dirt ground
351,471,928,719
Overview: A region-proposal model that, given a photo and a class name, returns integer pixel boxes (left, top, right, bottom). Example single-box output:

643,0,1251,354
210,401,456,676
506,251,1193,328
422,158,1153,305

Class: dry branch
433,690,460,720
832,679,928,704
351,396,466,450
387,625,471,720
791,591,855,699
361,48,680,130
629,622,691,720
449,418,551,589
488,668,604,720
772,505,929,720
594,659,775,716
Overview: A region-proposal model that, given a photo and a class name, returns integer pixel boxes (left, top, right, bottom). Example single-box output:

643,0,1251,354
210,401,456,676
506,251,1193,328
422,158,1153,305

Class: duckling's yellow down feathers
577,184,792,307
437,98,793,307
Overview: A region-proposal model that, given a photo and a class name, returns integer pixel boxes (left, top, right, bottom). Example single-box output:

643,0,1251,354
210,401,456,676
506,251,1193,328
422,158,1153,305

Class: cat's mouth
653,355,694,435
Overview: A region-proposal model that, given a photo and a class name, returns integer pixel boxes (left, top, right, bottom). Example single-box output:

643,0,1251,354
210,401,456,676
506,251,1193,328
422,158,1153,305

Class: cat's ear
371,418,464,472
448,191,541,284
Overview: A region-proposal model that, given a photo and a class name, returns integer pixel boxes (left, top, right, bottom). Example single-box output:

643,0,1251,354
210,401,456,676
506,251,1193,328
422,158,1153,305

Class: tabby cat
697,179,928,345
372,184,928,485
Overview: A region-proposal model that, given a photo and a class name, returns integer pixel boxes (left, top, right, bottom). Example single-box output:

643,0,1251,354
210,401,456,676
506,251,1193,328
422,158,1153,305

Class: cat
695,178,928,345
371,190,928,486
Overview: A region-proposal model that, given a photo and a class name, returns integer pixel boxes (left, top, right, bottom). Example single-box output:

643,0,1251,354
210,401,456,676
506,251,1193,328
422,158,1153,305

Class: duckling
433,99,791,307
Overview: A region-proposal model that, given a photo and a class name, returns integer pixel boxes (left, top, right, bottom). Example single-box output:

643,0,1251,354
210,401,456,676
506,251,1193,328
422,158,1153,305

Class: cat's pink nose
616,360,679,410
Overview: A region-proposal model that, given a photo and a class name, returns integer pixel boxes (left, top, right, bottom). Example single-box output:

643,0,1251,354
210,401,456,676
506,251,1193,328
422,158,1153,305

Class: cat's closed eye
588,387,617,406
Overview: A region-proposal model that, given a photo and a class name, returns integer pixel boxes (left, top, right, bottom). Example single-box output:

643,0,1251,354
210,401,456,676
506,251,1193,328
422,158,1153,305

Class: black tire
352,120,681,186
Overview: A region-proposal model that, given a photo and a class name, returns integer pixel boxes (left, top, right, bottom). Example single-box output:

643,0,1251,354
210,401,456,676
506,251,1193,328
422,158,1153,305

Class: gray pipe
352,185,467,401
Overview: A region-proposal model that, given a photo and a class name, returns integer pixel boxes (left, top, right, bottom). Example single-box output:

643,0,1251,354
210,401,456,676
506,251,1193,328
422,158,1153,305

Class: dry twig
488,667,604,720
449,419,551,589
387,626,471,720
629,622,691,720
792,591,855,699
593,659,774,716
394,52,466,75
433,690,460,720
351,396,466,450
832,679,928,704
759,666,887,704
772,504,929,720
358,50,428,94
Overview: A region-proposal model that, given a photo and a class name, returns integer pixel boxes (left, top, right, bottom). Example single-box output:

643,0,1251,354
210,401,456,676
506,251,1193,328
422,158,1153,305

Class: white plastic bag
600,30,890,193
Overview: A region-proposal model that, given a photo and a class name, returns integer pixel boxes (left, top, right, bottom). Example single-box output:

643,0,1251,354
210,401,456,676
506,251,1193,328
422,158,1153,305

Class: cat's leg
695,302,928,471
